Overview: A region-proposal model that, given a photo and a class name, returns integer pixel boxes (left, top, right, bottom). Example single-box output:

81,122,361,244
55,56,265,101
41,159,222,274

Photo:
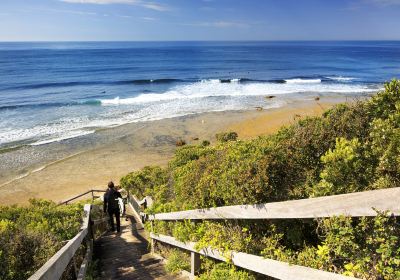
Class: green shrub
0,199,84,280
198,263,255,280
216,131,238,142
312,137,368,197
308,212,400,279
201,140,210,146
123,79,400,279
164,249,190,273
120,166,168,199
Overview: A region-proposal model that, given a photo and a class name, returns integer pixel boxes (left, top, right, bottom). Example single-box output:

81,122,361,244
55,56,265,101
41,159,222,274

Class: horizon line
1,39,400,43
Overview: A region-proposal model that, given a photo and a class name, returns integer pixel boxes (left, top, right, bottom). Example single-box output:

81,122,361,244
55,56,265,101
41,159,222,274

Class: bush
122,79,400,279
120,166,168,199
312,137,368,197
198,263,255,280
215,131,238,142
0,199,84,280
164,249,190,273
201,140,210,146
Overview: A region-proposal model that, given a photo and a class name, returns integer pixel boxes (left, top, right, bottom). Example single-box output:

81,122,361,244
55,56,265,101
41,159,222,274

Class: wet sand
0,98,343,205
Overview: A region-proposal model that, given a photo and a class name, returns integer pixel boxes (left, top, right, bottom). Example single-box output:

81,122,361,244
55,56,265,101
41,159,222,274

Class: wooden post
89,215,94,240
150,219,155,253
88,238,93,261
72,256,79,278
151,238,155,254
191,252,201,276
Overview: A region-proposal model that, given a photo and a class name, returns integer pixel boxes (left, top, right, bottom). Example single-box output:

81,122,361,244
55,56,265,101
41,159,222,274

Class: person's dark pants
108,208,121,232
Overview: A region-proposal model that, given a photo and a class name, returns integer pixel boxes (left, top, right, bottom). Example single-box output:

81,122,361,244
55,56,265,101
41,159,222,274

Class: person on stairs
103,181,122,233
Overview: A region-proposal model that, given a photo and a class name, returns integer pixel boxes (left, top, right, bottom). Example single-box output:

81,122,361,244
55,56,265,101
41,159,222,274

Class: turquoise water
0,41,398,148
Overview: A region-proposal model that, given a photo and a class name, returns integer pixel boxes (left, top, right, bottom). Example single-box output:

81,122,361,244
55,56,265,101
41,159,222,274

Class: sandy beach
0,98,344,205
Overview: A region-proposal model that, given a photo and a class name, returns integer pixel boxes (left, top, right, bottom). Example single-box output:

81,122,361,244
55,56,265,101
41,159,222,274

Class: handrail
150,233,357,280
143,187,400,280
28,204,91,280
29,202,109,280
127,193,148,227
150,187,400,220
58,189,106,205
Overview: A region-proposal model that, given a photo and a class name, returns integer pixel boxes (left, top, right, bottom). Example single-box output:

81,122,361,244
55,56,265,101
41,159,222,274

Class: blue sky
1,0,400,41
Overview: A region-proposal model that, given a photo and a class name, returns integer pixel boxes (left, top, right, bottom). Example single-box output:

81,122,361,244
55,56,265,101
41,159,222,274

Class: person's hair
108,181,115,188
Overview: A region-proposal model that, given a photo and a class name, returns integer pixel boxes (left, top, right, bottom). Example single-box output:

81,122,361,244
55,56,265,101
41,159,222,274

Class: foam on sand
100,79,378,105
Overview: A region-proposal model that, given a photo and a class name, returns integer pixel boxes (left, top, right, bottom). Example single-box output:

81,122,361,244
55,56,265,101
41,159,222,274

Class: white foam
100,79,377,106
200,79,221,84
326,76,356,82
285,78,322,84
30,130,95,146
0,119,95,146
0,79,381,147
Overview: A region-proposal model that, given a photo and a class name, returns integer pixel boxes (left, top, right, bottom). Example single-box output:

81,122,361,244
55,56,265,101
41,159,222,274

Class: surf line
0,151,85,189
0,124,148,189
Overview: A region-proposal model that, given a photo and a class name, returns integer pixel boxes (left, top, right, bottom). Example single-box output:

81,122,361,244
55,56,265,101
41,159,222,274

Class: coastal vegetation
121,80,400,279
0,199,87,280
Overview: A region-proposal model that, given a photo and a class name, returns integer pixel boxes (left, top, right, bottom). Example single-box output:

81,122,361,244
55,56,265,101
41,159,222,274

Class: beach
0,98,342,205
0,40,391,205
2,4,400,279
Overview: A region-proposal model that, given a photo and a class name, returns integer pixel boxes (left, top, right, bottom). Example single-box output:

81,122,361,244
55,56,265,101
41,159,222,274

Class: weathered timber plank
59,191,92,205
91,189,107,193
29,229,88,280
127,201,145,228
150,233,358,280
93,217,109,226
76,243,91,280
97,218,183,279
128,194,141,214
59,189,106,205
150,187,400,220
150,233,225,261
29,204,91,280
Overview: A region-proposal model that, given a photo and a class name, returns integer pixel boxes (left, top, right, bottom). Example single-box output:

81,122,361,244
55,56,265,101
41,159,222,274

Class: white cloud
141,16,157,21
117,14,133,18
213,21,247,28
367,0,400,5
141,3,168,11
59,0,169,11
186,21,249,28
38,7,98,16
60,0,136,3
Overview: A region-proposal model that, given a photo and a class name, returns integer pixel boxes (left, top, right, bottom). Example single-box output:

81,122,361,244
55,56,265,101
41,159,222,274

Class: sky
1,0,400,41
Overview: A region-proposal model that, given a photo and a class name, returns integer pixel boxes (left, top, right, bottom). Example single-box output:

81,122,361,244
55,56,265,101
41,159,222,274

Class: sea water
0,41,399,149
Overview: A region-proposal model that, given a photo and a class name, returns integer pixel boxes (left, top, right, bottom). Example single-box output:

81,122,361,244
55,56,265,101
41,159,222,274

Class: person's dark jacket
103,188,122,213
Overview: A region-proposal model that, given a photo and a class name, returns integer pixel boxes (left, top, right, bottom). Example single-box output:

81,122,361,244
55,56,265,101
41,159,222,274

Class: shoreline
0,96,354,205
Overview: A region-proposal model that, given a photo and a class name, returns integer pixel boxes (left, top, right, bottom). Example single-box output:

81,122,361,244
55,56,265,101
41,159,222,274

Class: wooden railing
135,187,400,280
29,198,109,279
127,192,153,226
58,189,106,205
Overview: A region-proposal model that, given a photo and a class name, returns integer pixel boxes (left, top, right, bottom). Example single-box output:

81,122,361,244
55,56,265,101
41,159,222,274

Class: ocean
0,41,399,149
